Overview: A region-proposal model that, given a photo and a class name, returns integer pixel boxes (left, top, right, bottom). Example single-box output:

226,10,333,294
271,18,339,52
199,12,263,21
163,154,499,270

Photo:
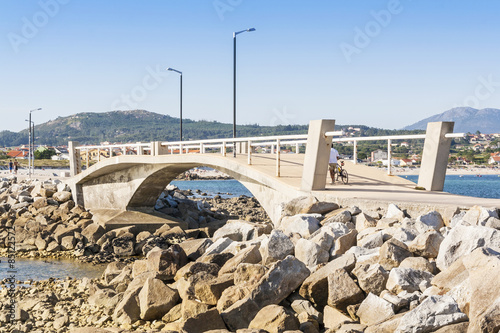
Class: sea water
402,174,500,199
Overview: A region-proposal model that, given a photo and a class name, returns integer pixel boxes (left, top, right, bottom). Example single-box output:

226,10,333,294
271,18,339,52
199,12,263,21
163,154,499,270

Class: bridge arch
69,154,303,225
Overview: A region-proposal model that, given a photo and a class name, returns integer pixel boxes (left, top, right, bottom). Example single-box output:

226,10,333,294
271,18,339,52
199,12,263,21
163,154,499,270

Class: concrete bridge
68,120,499,226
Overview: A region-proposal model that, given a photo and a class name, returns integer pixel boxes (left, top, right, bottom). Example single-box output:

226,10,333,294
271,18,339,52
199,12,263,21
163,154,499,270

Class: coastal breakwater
0,178,500,332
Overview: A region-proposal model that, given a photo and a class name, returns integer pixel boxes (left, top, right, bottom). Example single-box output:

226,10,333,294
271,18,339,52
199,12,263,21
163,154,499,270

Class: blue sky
1,0,500,132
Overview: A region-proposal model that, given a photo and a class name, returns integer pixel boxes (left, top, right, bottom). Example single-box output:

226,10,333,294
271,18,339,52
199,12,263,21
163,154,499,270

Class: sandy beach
393,166,500,176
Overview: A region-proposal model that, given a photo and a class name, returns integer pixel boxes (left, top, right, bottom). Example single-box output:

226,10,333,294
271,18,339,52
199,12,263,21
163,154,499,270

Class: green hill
0,110,424,147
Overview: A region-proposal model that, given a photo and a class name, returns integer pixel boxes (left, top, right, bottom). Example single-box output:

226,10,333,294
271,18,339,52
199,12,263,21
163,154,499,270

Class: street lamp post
233,28,255,157
28,108,41,177
167,68,183,141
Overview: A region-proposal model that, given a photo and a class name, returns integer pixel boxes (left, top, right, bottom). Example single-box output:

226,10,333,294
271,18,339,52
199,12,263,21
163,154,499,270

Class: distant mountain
404,107,500,133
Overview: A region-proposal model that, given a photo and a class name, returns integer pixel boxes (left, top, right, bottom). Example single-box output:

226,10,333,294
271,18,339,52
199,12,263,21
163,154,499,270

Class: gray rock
259,230,294,266
146,245,188,280
415,211,444,233
295,238,329,268
395,295,467,333
82,223,106,244
379,238,412,270
327,268,364,311
386,267,434,294
355,213,377,232
463,206,499,226
352,263,389,296
248,305,300,332
299,253,356,308
409,230,444,258
112,235,135,257
221,256,310,331
139,277,179,321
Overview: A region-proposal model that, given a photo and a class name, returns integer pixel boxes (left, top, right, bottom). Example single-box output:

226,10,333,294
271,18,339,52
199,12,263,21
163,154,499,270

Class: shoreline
390,166,500,176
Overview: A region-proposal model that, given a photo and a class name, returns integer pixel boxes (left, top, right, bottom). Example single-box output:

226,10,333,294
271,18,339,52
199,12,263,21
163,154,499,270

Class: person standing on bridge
328,144,340,184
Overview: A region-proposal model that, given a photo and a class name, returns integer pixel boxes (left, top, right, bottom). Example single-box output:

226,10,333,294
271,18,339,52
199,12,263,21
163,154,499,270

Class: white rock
279,214,321,238
386,204,405,221
294,238,329,269
202,237,234,257
436,224,500,270
213,220,256,242
356,293,395,326
395,295,467,333
414,211,444,234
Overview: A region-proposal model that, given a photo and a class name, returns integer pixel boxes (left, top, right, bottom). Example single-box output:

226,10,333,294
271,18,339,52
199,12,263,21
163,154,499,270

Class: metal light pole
28,108,41,177
233,28,255,157
167,68,183,141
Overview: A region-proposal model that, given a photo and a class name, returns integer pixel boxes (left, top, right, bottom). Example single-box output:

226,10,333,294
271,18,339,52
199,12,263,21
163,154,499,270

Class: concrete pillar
152,141,168,156
418,122,454,191
137,142,144,155
301,119,336,191
69,141,81,176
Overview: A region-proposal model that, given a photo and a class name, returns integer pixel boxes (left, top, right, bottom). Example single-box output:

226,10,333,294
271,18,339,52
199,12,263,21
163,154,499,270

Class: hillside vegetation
0,110,424,147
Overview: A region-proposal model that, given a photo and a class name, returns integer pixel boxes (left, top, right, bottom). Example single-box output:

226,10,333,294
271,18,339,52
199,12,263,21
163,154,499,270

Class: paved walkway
230,153,500,209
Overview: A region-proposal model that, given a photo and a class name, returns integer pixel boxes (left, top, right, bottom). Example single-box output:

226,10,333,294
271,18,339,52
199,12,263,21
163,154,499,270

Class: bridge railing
325,132,465,175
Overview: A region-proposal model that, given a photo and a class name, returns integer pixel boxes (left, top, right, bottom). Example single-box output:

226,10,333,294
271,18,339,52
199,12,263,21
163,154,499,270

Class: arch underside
74,156,303,224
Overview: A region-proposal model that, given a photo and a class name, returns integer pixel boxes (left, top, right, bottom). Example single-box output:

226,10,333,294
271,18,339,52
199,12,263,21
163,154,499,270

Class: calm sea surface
170,179,253,198
0,257,105,284
402,174,500,199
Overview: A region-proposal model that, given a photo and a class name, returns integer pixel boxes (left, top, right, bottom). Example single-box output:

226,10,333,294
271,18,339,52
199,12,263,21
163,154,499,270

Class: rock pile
1,177,500,332
0,178,269,264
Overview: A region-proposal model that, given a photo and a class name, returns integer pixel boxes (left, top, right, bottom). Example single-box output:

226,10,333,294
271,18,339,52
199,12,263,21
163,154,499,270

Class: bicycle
336,160,349,184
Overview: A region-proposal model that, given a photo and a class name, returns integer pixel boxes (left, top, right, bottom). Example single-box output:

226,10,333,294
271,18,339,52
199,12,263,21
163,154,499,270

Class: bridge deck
231,153,500,209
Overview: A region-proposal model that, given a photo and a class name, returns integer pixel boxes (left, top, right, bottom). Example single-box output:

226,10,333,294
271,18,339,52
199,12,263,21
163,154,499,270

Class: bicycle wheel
340,170,349,184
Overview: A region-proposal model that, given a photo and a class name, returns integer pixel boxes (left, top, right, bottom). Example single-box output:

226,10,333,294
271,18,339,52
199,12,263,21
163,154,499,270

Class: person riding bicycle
328,144,340,184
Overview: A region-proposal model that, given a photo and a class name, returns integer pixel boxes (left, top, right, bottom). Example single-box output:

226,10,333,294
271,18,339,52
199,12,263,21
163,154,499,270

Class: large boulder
461,247,500,332
409,230,444,258
378,238,412,270
213,220,257,242
299,253,356,308
357,293,395,326
219,244,262,276
221,256,310,331
194,274,234,305
352,263,389,296
436,225,500,270
279,214,321,238
462,205,499,226
138,277,179,320
386,204,405,221
180,308,227,333
294,238,329,268
281,196,338,217
386,267,434,294
259,230,294,266
248,305,300,333
146,245,187,280
52,191,72,203
414,211,444,233
327,268,364,311
395,295,467,333
82,224,106,244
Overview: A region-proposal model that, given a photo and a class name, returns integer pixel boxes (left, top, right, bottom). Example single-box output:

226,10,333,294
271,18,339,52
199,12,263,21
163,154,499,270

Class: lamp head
247,28,256,32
